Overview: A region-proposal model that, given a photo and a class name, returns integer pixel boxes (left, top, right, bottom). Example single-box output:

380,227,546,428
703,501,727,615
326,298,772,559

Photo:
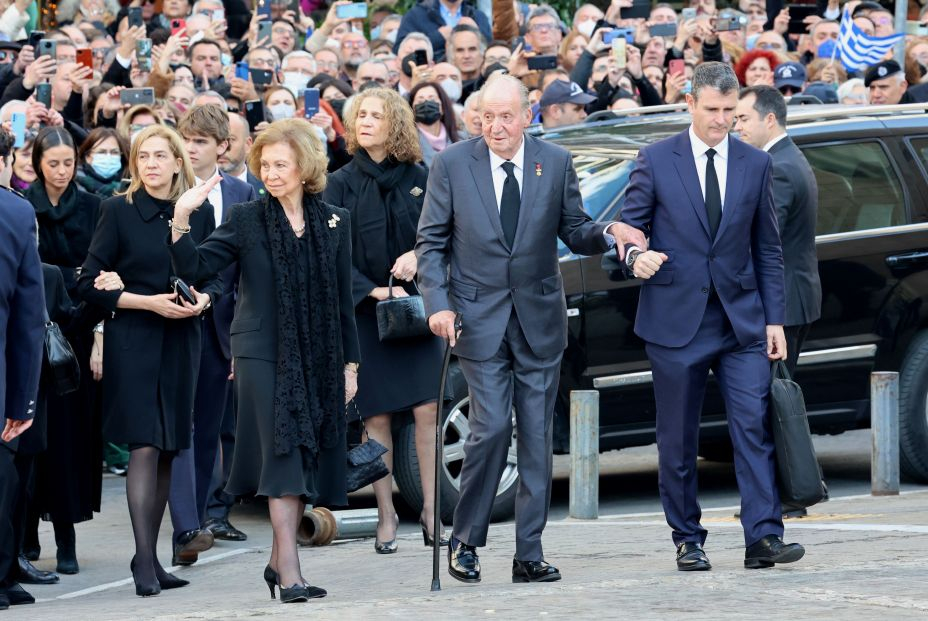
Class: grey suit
416,134,611,560
768,136,821,373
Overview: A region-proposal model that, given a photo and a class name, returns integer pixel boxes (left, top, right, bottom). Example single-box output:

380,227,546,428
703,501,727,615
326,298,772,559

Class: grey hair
380,14,402,27
692,62,739,100
193,91,228,110
527,4,561,26
282,50,316,73
398,32,435,62
463,91,480,111
837,77,866,101
476,73,531,112
192,0,224,11
56,0,120,23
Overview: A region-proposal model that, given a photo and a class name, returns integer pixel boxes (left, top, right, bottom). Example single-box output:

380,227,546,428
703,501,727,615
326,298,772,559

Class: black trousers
0,445,18,588
784,324,811,378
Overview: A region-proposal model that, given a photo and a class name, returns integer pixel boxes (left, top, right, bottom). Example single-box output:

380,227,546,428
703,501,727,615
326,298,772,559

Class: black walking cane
431,313,462,592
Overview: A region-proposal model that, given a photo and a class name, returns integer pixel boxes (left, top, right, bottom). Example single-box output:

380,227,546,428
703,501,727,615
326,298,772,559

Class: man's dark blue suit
621,129,787,547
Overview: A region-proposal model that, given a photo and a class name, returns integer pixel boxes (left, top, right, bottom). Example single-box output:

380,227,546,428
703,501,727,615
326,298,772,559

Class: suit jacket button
701,287,708,294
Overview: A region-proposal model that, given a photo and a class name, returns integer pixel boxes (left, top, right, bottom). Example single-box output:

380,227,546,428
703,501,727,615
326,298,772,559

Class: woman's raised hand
175,174,221,220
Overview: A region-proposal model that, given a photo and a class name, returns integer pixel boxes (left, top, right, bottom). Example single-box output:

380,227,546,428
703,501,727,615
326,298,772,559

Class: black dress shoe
0,593,8,610
172,528,214,566
512,559,561,583
3,583,35,606
447,536,480,584
17,556,59,584
22,545,39,562
203,517,248,542
676,542,712,571
744,535,805,569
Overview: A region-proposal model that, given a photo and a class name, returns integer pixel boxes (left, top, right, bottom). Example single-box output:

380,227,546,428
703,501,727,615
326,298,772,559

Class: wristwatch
625,247,642,270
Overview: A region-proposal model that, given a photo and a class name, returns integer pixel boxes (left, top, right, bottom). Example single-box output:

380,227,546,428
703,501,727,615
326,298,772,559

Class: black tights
126,446,174,586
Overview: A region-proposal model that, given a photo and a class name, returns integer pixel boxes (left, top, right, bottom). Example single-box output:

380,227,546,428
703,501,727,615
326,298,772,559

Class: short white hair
397,32,434,62
282,50,316,73
476,73,531,112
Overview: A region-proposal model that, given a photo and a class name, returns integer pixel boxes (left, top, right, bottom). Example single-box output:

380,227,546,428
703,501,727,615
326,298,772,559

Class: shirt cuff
116,52,132,69
602,222,616,247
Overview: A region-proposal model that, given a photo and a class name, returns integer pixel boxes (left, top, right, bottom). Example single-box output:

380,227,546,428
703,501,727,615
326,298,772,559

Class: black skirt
353,312,445,419
226,357,347,506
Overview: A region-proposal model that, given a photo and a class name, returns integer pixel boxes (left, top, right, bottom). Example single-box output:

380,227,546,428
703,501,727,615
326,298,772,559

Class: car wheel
899,330,928,482
393,361,519,524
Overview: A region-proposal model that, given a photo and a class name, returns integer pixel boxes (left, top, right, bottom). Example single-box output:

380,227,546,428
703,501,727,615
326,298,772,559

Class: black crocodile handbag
43,308,80,396
345,402,390,493
375,274,430,341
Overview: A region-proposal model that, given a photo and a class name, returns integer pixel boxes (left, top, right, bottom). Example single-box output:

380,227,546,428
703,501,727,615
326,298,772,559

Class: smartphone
256,0,271,20
128,6,143,29
244,99,265,131
620,0,651,20
171,277,197,306
527,55,557,71
303,87,320,119
257,20,273,43
681,7,697,20
611,38,626,69
136,38,152,72
170,18,186,36
235,61,249,81
649,23,677,38
716,17,744,32
27,30,45,50
669,59,685,77
35,82,52,108
787,4,819,35
37,39,57,60
11,112,26,148
602,29,619,44
120,87,155,106
335,2,368,20
76,48,93,71
249,68,273,85
412,49,427,67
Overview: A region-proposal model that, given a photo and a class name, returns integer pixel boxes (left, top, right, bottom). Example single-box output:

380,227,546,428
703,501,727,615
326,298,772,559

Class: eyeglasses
484,54,511,65
272,27,293,36
249,57,275,68
317,61,339,70
0,51,17,61
529,23,558,33
358,76,386,84
341,41,369,50
92,47,113,57
757,42,784,51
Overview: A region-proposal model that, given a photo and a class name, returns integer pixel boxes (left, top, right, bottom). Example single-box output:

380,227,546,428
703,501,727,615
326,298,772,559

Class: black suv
389,104,928,522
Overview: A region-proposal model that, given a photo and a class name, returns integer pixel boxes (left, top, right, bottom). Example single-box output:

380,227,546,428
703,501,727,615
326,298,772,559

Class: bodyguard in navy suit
620,63,805,571
0,186,46,608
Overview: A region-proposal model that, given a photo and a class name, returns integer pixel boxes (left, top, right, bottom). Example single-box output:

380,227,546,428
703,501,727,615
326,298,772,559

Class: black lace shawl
264,193,344,457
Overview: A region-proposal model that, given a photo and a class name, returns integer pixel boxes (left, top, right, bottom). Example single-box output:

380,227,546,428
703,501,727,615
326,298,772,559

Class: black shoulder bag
43,307,80,395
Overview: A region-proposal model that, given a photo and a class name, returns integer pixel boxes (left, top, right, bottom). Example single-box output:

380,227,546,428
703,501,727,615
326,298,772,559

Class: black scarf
25,181,94,293
350,150,421,285
265,193,344,457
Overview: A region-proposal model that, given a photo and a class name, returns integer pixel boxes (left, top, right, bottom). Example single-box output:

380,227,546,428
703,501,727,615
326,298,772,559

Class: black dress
169,197,360,506
324,157,444,419
77,190,220,451
24,182,102,524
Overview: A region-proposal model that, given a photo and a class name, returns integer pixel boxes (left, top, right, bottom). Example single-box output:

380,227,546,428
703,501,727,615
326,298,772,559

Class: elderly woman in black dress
168,118,360,603
324,87,446,553
78,125,220,597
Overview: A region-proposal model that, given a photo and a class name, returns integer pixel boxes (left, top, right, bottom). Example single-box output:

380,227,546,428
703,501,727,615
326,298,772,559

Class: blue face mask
90,153,122,179
370,24,382,40
221,53,233,67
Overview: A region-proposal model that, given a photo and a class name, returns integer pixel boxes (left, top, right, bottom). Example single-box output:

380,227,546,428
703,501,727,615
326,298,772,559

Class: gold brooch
328,213,340,228
410,186,423,197
535,163,542,177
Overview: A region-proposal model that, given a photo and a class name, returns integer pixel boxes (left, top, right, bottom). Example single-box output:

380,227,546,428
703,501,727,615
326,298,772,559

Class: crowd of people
0,0,919,609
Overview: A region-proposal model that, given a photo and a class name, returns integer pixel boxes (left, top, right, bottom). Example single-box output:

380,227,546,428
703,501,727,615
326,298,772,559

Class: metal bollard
569,390,599,519
298,507,380,546
871,372,900,496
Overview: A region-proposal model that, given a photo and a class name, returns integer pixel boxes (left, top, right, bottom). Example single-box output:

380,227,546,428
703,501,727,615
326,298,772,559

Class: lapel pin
328,213,340,228
410,186,423,197
535,162,542,177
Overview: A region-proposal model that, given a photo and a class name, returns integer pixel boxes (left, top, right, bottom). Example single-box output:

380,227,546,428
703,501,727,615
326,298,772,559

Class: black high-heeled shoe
264,565,278,599
419,519,450,547
129,557,161,598
157,572,189,590
374,514,399,554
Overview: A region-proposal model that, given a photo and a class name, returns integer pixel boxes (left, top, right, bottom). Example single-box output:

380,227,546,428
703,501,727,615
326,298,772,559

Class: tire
899,330,928,482
393,361,519,524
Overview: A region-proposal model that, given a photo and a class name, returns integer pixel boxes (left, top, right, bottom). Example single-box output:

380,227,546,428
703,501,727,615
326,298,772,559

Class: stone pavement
9,478,928,620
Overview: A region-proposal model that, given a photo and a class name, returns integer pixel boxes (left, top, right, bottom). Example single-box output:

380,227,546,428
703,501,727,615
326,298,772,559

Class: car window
800,141,906,235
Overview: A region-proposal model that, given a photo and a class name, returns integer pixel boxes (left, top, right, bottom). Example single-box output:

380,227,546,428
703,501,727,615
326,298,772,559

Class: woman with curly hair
323,87,447,554
734,49,780,87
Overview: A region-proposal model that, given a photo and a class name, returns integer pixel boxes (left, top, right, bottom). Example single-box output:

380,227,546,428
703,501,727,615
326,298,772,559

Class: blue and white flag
837,6,904,72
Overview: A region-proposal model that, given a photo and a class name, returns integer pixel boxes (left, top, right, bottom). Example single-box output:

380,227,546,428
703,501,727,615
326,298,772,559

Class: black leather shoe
17,556,59,584
172,529,214,566
745,535,805,569
22,545,39,562
3,583,35,606
512,559,561,583
0,593,8,610
203,517,248,542
447,536,480,583
676,542,711,571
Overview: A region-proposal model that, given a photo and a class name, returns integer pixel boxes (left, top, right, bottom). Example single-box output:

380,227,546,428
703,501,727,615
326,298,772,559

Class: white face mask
325,38,341,50
384,29,398,44
440,78,462,102
577,19,596,38
268,103,295,121
313,125,327,144
282,71,308,96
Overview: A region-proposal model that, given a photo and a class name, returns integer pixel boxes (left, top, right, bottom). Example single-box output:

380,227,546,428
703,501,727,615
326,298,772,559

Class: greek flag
838,6,904,72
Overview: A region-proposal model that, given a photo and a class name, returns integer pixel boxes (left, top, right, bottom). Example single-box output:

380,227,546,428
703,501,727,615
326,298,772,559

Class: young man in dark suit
169,104,257,565
0,182,46,609
621,63,804,572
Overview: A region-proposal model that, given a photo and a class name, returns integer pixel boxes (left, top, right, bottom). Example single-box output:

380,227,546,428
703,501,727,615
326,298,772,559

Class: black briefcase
375,275,430,341
769,361,825,508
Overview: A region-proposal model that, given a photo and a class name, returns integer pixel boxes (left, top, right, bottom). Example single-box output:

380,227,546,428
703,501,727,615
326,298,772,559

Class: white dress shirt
488,137,525,211
689,125,728,208
196,166,224,226
762,132,788,153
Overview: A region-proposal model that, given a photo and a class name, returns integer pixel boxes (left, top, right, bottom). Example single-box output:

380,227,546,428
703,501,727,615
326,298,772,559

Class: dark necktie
704,148,722,239
499,161,520,247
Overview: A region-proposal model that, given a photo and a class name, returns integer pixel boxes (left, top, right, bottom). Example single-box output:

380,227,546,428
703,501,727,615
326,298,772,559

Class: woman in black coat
22,127,102,575
324,88,446,552
168,118,360,603
77,125,221,597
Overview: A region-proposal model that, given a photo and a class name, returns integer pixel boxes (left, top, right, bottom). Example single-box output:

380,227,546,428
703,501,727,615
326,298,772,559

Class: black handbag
769,361,826,508
345,402,390,493
43,308,80,396
375,274,430,342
